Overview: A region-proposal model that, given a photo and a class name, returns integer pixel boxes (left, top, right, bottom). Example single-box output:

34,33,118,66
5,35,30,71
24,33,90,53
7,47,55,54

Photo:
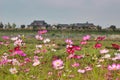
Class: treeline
0,22,119,32
0,22,25,29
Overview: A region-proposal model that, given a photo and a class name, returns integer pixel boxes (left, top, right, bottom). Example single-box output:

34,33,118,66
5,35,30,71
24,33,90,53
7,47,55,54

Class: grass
0,30,120,80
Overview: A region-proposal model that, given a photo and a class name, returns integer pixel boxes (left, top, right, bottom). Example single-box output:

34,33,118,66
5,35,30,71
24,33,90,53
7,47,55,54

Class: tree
12,23,16,29
7,23,12,29
97,25,102,31
0,22,4,29
109,25,116,31
21,25,25,29
4,24,7,29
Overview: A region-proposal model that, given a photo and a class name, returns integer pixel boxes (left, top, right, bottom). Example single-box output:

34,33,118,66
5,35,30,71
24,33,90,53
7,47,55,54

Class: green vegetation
0,30,120,80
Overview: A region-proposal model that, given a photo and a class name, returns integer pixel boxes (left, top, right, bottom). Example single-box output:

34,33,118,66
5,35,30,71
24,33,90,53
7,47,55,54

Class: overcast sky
0,0,120,28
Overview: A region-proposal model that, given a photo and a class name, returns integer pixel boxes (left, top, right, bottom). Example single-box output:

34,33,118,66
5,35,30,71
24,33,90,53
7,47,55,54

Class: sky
0,0,120,28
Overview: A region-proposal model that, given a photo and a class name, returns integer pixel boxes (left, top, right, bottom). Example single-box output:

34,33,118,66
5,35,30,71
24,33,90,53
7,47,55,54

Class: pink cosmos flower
32,56,40,66
34,50,41,54
80,41,87,45
52,59,64,70
11,59,20,66
78,69,85,73
85,66,92,71
0,41,4,45
4,41,10,46
67,54,84,59
68,74,75,78
108,64,120,70
73,55,84,59
24,58,32,63
33,59,40,66
112,53,120,61
67,54,75,59
82,35,90,41
34,56,39,60
2,36,10,40
0,58,9,65
71,62,80,67
65,39,73,44
48,71,53,76
35,35,43,40
24,68,30,72
38,30,47,35
100,49,109,54
14,39,23,46
42,49,47,53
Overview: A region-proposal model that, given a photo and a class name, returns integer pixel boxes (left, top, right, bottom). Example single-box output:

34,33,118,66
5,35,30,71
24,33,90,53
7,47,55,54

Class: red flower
94,43,102,48
96,36,105,41
66,45,81,54
9,46,26,56
112,44,120,49
73,55,84,59
67,47,75,54
73,45,81,51
14,46,20,51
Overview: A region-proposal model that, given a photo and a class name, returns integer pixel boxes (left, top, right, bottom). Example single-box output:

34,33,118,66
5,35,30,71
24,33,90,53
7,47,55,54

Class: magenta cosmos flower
9,46,26,56
52,59,64,70
94,43,102,48
108,64,120,71
2,36,10,40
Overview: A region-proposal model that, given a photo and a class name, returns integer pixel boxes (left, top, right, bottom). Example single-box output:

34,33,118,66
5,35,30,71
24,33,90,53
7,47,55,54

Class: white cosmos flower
43,38,50,43
9,67,18,74
102,54,111,59
33,60,40,66
51,49,56,52
12,59,20,66
78,69,85,73
36,45,42,48
11,37,18,41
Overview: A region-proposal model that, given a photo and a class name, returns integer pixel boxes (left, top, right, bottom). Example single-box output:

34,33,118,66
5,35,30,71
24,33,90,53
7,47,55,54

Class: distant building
51,22,98,30
28,20,98,30
71,22,97,30
28,20,48,29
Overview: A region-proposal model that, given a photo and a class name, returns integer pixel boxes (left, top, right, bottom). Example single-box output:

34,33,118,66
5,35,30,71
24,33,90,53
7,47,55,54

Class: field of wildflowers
0,30,120,80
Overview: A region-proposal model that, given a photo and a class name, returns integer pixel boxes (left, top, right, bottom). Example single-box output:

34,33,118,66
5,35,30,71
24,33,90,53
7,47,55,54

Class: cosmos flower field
0,30,120,80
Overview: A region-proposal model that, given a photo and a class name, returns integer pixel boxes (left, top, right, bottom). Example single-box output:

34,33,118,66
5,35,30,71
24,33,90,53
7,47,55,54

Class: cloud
91,0,120,6
38,0,86,8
